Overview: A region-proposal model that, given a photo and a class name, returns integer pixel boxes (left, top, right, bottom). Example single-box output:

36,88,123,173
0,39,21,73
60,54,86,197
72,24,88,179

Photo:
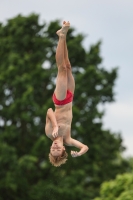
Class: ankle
59,33,66,39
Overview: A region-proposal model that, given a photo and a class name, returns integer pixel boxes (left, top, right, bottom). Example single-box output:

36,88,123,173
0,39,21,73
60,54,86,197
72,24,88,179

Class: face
50,141,65,157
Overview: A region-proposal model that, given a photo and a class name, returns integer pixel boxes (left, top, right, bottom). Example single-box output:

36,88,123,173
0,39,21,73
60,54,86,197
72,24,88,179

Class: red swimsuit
52,90,74,105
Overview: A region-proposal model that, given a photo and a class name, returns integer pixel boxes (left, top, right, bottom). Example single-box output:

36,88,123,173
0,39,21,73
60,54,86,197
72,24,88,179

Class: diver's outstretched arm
66,138,89,157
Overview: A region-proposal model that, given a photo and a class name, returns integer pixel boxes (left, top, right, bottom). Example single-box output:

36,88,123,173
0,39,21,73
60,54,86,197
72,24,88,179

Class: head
49,141,68,167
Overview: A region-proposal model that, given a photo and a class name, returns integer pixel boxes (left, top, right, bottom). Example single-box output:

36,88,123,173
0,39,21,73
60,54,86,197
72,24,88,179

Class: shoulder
45,132,53,141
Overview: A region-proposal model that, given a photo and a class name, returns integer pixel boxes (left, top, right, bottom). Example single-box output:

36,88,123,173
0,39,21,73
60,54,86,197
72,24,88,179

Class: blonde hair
49,150,68,167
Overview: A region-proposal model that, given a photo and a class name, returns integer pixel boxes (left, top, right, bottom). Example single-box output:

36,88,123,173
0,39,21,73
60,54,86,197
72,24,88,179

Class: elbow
85,145,89,152
47,108,52,113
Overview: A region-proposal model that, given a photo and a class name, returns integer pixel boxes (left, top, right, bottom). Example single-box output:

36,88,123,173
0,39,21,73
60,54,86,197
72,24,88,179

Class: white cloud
122,135,133,157
102,101,133,156
106,102,133,118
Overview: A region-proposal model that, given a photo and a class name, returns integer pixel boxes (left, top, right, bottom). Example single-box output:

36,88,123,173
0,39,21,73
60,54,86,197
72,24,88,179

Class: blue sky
1,0,133,156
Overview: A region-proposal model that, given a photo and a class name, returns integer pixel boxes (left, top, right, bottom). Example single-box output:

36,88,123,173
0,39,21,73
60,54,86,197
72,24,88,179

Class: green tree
94,172,133,200
0,14,131,200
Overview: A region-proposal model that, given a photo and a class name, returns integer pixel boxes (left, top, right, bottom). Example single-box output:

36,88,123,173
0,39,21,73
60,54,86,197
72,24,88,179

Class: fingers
52,127,58,138
52,131,58,138
71,151,79,157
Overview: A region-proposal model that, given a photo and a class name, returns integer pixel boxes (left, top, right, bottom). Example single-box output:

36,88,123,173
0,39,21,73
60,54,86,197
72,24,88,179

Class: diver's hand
71,151,80,157
52,126,58,138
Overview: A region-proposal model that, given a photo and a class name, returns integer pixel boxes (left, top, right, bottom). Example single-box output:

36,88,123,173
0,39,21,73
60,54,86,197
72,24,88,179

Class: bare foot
56,21,70,36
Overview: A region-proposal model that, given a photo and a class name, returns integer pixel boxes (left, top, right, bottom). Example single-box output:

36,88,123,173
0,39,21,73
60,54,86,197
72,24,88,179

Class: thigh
54,70,67,100
67,70,75,94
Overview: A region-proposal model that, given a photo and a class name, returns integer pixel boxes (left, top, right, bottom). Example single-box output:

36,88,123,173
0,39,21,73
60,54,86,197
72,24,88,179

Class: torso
45,102,72,143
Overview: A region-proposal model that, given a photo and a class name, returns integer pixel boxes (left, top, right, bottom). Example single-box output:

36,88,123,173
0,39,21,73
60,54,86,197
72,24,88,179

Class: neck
53,136,63,143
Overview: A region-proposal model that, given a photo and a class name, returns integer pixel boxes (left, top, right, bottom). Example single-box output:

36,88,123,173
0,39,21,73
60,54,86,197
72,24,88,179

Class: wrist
77,152,81,156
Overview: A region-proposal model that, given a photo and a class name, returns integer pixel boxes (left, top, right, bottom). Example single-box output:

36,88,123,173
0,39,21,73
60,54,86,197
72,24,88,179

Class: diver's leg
63,29,75,94
54,22,70,100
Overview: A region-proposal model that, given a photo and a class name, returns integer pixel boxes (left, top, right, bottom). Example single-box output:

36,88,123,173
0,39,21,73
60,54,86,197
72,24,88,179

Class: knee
58,64,67,72
66,62,71,70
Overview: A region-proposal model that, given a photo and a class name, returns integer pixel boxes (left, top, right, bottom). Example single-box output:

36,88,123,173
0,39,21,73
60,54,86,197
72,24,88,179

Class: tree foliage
94,172,133,200
0,14,131,200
